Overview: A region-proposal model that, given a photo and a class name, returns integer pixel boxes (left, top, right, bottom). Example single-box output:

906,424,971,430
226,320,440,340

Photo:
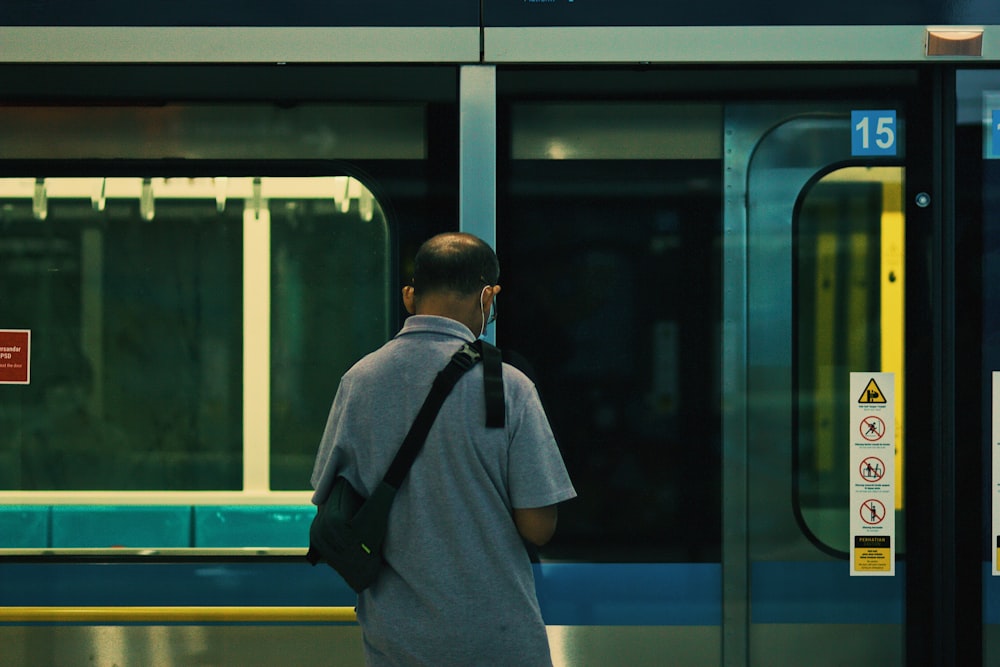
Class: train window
0,87,459,550
0,176,390,493
269,181,391,489
794,166,905,551
498,100,723,561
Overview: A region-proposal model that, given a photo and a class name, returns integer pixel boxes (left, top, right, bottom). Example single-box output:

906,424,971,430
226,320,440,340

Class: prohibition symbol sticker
860,415,886,441
860,456,886,482
861,499,887,525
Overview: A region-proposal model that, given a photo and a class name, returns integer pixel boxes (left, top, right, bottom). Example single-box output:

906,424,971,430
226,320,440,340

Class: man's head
403,233,500,337
411,232,499,295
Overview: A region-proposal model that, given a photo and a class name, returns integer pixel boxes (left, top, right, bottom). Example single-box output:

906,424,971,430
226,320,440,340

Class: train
1,1,999,665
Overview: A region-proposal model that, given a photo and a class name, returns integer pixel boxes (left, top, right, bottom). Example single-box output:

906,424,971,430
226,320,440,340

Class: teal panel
194,506,313,548
51,506,191,548
0,506,50,548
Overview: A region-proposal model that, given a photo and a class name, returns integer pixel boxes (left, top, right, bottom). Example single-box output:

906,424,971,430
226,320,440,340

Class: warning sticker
850,372,894,576
0,329,30,384
859,499,887,525
860,415,886,442
853,535,892,572
859,456,886,483
858,377,887,404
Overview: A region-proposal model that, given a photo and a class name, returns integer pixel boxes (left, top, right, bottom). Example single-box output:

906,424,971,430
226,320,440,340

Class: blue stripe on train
0,561,355,609
0,560,920,626
0,502,964,626
0,561,721,625
536,563,720,626
751,561,904,624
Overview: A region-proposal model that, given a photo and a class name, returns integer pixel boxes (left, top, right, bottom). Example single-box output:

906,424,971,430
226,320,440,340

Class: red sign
0,330,30,384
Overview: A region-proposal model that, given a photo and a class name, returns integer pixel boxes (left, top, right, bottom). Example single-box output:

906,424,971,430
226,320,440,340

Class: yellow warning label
855,548,891,571
858,378,887,404
854,536,892,571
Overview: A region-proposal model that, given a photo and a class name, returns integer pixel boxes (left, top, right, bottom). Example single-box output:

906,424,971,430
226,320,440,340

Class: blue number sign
851,110,897,156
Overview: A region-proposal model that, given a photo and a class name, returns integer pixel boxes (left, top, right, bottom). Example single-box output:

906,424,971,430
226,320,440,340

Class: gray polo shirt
311,315,576,667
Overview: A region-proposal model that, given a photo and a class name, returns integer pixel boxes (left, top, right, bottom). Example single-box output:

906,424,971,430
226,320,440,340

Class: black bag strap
382,340,502,489
481,340,505,428
348,340,506,548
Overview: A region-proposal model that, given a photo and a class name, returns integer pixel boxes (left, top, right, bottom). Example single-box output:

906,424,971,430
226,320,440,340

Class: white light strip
243,204,271,492
0,176,356,200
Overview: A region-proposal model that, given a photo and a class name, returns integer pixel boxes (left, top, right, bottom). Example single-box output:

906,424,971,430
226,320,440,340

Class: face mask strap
479,285,490,337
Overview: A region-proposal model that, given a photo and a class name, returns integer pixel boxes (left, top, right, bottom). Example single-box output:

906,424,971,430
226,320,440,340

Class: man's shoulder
343,336,449,384
333,343,397,392
500,349,538,386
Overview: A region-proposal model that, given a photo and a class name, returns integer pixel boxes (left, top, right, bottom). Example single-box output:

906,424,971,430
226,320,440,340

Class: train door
725,100,936,666
495,70,946,666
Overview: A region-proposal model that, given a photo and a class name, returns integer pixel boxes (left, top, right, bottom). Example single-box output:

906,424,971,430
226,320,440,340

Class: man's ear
402,285,416,314
484,284,501,310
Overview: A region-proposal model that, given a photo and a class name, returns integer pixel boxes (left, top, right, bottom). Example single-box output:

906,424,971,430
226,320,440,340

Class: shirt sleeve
310,375,357,505
505,380,577,510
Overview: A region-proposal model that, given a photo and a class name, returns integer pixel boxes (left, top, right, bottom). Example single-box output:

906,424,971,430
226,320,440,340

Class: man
311,232,576,666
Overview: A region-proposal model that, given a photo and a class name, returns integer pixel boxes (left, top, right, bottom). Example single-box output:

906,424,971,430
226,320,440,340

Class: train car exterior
1,2,1000,666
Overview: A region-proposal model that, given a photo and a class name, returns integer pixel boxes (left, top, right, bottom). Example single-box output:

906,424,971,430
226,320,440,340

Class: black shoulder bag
306,339,505,593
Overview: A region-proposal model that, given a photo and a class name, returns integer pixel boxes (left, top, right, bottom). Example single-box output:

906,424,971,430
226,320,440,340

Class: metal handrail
0,606,357,623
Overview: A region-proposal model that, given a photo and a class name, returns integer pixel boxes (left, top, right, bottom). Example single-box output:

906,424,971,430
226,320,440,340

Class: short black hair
412,232,499,296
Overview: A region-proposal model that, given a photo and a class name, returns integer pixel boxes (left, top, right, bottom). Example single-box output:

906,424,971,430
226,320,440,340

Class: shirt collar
395,315,477,343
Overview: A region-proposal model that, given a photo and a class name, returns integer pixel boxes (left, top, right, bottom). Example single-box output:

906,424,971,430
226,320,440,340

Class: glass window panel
794,166,906,551
0,176,390,493
269,191,390,490
500,102,723,561
0,188,243,490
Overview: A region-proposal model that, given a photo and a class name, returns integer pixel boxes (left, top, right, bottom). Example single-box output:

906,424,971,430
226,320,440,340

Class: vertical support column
458,65,497,343
243,203,271,493
459,65,497,343
721,109,750,667
929,67,958,667
459,65,496,246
